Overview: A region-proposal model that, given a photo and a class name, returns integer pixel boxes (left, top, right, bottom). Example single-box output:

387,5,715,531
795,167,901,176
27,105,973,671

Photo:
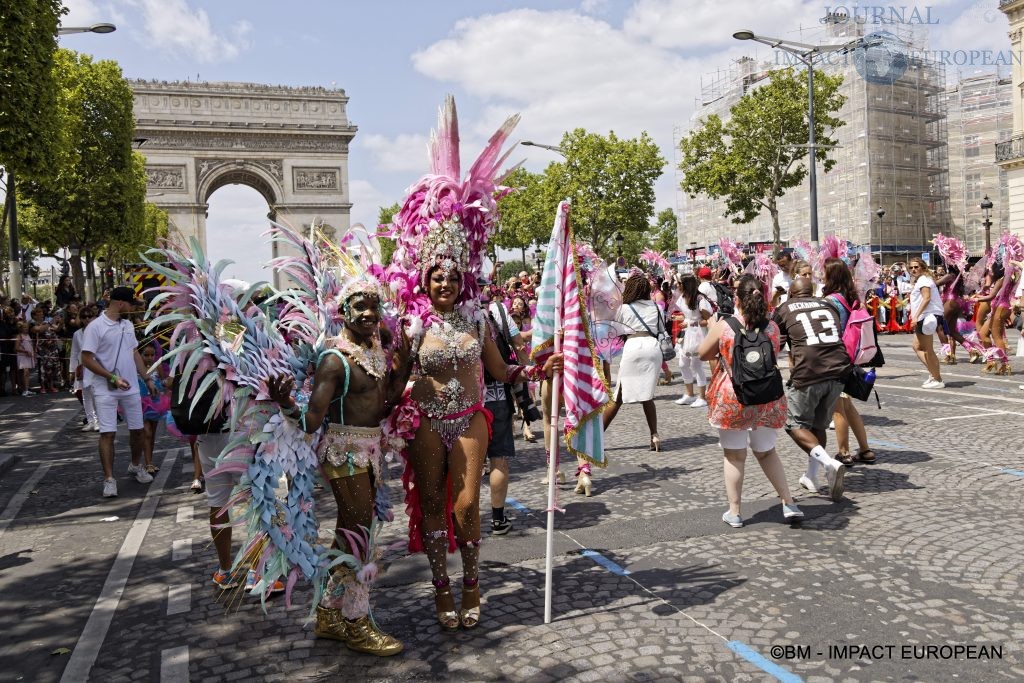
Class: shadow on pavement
595,462,696,495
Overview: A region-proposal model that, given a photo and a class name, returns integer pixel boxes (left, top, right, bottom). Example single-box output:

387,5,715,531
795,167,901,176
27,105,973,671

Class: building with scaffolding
678,14,951,263
996,0,1024,242
944,73,1012,255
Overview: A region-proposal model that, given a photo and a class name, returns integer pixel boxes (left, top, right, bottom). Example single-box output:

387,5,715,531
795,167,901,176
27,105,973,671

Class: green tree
495,168,552,264
678,67,845,252
543,128,665,254
648,208,678,254
375,202,400,265
18,49,140,293
0,0,66,178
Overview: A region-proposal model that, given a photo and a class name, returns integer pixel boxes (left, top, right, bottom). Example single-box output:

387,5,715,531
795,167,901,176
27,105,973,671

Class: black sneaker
491,518,512,535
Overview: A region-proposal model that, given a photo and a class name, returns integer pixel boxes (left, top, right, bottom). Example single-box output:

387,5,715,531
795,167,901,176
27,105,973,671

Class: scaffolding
944,73,1012,256
679,14,951,262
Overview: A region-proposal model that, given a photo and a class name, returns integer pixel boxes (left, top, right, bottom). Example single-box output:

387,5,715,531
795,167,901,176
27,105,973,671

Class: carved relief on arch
196,158,283,183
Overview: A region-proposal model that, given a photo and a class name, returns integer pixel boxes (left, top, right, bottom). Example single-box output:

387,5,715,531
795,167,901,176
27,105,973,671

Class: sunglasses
909,266,921,270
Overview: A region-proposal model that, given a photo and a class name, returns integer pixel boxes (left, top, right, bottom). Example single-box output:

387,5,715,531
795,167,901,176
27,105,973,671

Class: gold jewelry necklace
333,332,387,379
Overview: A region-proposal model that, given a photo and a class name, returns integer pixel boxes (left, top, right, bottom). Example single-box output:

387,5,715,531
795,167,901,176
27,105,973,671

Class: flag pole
542,199,569,625
544,325,562,625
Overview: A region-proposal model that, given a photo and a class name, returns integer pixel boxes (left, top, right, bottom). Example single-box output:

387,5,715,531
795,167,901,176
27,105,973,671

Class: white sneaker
922,378,945,389
81,422,94,432
22,390,35,396
690,397,708,408
103,479,118,497
675,395,695,405
128,464,154,484
91,423,100,432
798,474,819,493
825,461,845,501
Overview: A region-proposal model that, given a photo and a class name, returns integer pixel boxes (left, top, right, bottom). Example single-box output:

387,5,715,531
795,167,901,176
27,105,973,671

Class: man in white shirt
771,250,794,308
80,287,158,497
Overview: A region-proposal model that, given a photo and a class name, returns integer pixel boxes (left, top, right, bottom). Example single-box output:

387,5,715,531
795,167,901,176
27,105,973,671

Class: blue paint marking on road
726,641,804,683
580,549,631,576
869,439,908,450
505,497,531,514
1002,469,1024,478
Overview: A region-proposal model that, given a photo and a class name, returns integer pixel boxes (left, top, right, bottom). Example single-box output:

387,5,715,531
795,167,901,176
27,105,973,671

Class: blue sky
58,0,1006,282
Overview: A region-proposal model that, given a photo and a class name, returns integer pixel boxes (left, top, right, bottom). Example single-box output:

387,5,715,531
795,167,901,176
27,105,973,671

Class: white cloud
63,0,105,25
580,0,610,15
359,133,430,173
409,9,731,215
348,179,392,232
135,0,252,63
623,0,827,51
930,2,1012,74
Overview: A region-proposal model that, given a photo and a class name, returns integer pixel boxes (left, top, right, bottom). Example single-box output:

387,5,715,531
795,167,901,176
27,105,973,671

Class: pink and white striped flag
532,201,610,466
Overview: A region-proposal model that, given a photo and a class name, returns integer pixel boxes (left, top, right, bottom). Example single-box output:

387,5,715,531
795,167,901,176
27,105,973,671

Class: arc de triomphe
130,80,356,271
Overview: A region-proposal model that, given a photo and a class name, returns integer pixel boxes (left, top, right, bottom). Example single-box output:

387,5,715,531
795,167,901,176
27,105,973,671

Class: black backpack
723,317,784,406
712,282,735,316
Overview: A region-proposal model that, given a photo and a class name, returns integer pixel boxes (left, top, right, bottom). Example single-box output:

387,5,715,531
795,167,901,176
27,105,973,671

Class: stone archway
130,80,356,282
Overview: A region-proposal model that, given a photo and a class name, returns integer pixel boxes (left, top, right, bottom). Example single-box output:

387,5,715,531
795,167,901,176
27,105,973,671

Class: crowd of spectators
0,275,118,397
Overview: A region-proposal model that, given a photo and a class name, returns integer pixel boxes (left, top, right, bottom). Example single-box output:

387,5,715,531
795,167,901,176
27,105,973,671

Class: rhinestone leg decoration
425,529,459,630
458,538,481,629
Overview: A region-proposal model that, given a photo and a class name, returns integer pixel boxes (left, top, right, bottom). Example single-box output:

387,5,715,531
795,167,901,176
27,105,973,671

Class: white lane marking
0,462,52,539
876,382,1024,405
166,584,191,616
60,448,180,683
171,539,192,561
932,411,1023,420
160,645,189,682
176,506,193,524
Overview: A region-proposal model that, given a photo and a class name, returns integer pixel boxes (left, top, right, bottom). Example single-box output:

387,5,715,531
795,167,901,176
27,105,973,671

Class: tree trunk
769,204,781,257
70,254,85,301
520,245,527,265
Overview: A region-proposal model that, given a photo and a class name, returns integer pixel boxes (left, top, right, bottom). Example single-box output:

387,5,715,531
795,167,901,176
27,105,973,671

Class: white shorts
718,427,777,452
94,392,144,433
197,432,238,509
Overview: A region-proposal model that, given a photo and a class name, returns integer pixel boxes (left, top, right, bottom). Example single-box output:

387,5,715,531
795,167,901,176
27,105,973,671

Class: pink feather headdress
717,238,744,271
639,249,672,277
383,96,520,320
932,233,967,272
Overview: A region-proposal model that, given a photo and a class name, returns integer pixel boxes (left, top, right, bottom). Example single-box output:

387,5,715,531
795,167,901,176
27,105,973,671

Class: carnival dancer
268,279,410,656
981,235,1023,374
908,258,945,387
379,97,561,631
936,266,969,364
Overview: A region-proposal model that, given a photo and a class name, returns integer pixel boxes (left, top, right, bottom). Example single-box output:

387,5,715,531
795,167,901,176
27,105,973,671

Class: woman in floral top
698,274,802,528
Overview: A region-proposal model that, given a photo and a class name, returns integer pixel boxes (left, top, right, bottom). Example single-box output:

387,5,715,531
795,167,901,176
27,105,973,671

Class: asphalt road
0,334,1022,682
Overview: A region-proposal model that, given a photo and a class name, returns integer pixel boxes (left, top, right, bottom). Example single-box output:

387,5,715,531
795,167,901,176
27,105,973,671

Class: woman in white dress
672,275,712,408
603,273,665,451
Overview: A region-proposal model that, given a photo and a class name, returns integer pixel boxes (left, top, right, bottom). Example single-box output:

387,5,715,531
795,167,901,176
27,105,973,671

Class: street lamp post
980,195,993,254
615,231,625,268
733,30,876,247
533,247,544,272
875,207,886,263
4,22,116,300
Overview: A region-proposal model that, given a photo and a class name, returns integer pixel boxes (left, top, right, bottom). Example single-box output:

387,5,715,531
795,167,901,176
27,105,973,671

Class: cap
109,286,142,306
697,266,713,279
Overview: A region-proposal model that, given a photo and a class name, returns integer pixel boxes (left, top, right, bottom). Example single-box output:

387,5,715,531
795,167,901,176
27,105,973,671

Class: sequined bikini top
412,310,486,419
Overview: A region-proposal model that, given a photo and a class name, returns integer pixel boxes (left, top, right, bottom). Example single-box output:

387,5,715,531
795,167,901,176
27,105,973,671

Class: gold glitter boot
342,615,404,657
314,606,348,642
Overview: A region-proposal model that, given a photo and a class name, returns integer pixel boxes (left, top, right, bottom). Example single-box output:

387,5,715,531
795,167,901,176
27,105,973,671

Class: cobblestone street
1,337,1022,682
